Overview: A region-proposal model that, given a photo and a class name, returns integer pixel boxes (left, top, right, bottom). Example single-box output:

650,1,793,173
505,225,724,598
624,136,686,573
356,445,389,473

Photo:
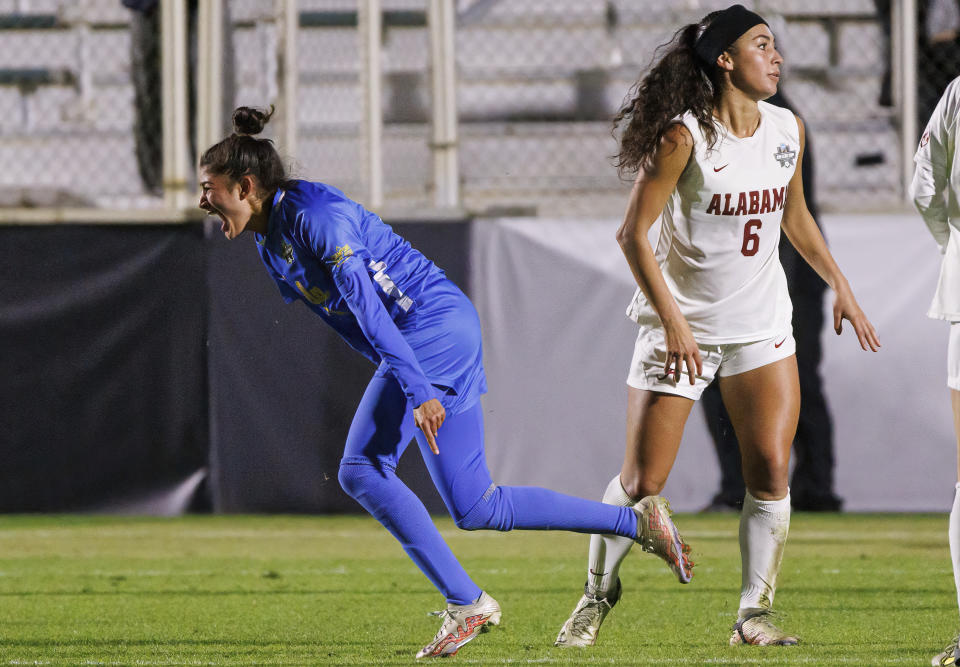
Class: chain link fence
0,1,135,207
0,0,948,215
917,0,960,133
449,0,901,215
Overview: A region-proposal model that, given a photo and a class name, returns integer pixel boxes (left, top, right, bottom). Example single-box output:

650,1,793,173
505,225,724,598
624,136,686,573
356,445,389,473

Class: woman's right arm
911,97,953,252
615,123,701,384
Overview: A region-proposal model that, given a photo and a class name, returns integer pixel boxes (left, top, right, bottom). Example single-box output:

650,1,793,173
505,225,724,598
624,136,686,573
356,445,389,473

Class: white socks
950,483,960,615
585,481,793,614
738,489,791,617
586,475,637,596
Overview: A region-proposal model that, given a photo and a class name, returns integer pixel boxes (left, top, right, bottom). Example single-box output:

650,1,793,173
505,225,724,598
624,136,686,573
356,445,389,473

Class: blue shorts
379,286,487,415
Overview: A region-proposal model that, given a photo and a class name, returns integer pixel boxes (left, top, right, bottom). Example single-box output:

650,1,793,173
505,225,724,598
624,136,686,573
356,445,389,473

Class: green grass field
0,513,953,665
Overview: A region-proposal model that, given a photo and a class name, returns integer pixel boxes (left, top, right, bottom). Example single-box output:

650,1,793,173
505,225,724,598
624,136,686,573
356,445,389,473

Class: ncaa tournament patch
774,143,796,168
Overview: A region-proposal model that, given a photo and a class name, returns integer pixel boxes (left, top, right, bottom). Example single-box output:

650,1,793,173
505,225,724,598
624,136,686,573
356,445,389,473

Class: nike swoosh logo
713,164,729,172
774,337,787,348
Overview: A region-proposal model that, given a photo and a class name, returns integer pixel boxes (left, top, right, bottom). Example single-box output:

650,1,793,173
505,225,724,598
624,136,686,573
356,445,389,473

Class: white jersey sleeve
626,101,798,343
912,75,960,322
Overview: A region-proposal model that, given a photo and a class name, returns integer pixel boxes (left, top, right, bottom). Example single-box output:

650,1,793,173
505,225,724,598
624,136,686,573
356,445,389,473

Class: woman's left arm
333,260,445,453
297,204,446,453
780,116,881,352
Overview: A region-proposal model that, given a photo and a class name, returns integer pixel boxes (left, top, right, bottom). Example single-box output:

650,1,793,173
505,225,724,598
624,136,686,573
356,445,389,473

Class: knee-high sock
416,404,638,540
586,475,637,596
950,483,960,616
738,489,791,616
338,458,482,606
457,484,638,537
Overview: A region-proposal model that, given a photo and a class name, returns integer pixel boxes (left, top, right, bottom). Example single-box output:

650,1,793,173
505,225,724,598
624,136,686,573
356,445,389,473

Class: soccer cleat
416,591,501,658
634,495,694,583
932,633,960,666
729,610,799,646
554,579,622,647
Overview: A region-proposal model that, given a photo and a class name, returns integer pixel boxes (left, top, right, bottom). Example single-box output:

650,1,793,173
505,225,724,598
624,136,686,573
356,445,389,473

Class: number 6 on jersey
741,218,762,256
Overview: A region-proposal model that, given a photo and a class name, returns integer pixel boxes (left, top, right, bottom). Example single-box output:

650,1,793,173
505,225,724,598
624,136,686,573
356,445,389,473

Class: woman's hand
662,315,702,385
414,398,446,455
833,286,881,352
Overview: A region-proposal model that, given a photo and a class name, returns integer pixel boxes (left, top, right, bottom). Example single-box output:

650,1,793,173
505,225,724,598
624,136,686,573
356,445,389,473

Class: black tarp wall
0,220,468,514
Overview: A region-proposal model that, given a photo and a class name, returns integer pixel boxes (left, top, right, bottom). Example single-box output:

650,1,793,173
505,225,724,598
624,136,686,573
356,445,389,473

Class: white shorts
949,322,960,391
626,324,797,400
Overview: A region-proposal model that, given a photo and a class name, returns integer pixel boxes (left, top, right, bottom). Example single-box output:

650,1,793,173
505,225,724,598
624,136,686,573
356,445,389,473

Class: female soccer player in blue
198,106,694,659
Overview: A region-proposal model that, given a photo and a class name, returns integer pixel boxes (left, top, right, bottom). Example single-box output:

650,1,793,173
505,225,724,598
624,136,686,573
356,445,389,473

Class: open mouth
205,208,228,233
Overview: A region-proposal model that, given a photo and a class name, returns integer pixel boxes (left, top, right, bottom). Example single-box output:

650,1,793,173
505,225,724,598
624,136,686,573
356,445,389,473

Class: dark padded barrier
0,219,469,514
0,225,209,511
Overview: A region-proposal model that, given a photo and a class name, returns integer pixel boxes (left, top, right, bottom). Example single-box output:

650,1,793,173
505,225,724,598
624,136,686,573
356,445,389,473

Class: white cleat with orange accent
635,495,694,583
416,591,501,658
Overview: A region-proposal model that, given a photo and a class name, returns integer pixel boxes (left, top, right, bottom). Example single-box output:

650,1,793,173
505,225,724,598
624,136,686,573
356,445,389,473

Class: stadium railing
0,0,924,222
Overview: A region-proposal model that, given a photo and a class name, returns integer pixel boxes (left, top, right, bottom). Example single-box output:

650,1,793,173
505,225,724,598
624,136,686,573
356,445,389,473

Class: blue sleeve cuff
408,383,438,408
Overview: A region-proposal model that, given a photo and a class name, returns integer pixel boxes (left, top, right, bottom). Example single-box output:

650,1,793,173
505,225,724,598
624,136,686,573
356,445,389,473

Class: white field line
447,657,920,665
3,659,924,666
0,526,945,542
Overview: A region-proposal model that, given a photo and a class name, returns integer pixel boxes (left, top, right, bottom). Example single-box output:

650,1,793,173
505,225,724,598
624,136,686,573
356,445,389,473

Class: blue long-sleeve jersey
254,180,486,413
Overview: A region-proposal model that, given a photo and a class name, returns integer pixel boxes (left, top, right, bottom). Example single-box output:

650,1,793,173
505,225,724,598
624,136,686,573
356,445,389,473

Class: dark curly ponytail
614,11,727,176
200,105,289,191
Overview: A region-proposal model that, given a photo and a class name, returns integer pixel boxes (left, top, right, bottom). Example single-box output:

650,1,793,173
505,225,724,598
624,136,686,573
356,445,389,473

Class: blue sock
338,458,481,605
415,403,638,537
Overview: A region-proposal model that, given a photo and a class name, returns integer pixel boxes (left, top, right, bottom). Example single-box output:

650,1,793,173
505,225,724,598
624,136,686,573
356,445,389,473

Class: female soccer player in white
912,75,960,667
555,4,880,648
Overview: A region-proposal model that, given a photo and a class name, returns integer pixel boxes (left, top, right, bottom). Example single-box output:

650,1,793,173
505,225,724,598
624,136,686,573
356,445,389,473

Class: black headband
694,4,768,69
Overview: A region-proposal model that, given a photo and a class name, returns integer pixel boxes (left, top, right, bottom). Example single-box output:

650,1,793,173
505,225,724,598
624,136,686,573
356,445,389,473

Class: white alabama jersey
912,75,960,323
626,101,799,343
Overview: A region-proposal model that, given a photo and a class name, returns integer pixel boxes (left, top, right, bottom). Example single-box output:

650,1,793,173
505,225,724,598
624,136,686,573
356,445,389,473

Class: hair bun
232,105,274,136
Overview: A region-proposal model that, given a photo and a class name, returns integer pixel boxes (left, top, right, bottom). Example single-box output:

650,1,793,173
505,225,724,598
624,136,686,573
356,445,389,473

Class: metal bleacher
0,0,901,215
289,0,901,214
0,1,140,208
462,0,900,213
